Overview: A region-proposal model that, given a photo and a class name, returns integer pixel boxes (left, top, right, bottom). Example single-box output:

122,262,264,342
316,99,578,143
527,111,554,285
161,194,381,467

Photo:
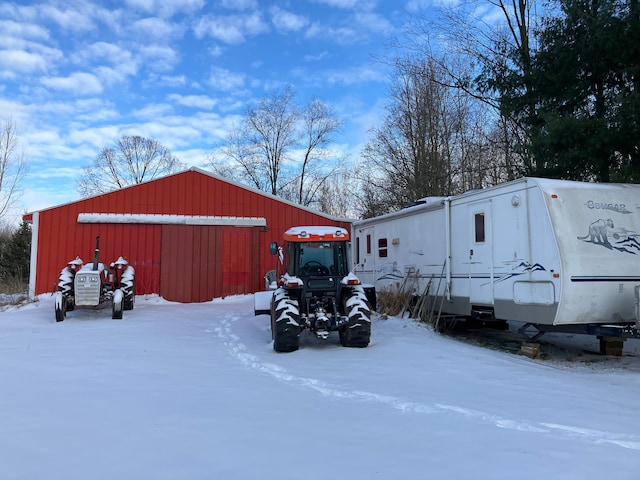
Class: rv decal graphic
577,218,614,245
577,219,640,254
492,262,547,284
376,262,404,282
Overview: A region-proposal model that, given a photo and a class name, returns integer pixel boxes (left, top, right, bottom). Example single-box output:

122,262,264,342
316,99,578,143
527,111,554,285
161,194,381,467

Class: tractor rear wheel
339,286,372,348
272,289,301,352
57,268,75,311
112,290,124,320
121,266,135,311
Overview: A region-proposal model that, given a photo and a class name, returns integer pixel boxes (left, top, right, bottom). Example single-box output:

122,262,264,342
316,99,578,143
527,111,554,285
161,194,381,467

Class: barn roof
23,167,350,222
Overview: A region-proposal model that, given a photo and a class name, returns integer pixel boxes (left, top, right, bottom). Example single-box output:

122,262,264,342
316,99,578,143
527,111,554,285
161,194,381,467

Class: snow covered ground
1,294,639,480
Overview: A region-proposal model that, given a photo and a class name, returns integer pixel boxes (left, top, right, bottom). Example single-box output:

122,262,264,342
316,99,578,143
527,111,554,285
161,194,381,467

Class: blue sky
0,0,438,219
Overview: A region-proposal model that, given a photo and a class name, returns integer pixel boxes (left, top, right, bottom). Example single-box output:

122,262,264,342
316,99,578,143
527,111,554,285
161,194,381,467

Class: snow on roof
77,213,267,227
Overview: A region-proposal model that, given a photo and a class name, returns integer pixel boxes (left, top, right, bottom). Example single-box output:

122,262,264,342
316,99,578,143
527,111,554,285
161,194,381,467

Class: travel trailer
351,178,640,341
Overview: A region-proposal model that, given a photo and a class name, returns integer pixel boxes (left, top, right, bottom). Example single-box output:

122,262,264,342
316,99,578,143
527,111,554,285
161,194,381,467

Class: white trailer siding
353,178,640,327
540,179,640,325
352,200,447,296
444,181,560,324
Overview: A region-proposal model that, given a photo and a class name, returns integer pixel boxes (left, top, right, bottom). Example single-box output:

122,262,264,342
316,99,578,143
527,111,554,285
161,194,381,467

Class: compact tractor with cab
55,236,135,322
255,226,373,352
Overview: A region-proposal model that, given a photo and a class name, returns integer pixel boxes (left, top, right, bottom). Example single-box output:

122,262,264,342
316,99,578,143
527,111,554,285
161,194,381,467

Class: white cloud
38,3,95,33
304,51,330,62
132,103,175,119
74,42,138,84
354,11,394,35
131,17,184,41
147,73,187,88
305,22,359,45
167,94,217,110
66,125,122,149
312,0,359,7
193,12,269,44
207,67,246,92
292,64,385,88
270,6,309,33
0,50,48,76
122,0,205,18
40,72,103,95
219,0,258,10
0,20,50,40
137,44,180,72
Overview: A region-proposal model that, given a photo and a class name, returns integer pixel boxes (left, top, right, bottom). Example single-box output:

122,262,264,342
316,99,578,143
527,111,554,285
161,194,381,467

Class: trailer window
475,213,485,243
366,234,372,254
378,238,388,258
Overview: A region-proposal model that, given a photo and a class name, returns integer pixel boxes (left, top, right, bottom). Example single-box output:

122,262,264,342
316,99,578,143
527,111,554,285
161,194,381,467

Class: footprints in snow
213,313,640,451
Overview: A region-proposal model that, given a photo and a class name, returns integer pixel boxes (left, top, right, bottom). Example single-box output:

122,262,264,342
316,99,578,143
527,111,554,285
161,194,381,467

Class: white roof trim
77,213,267,227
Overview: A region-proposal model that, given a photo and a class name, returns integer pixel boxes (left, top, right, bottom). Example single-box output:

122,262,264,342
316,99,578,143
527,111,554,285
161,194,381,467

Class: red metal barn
24,168,351,303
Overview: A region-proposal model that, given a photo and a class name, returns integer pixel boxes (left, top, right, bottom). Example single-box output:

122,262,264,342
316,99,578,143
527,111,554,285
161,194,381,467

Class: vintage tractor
254,226,373,352
55,236,136,322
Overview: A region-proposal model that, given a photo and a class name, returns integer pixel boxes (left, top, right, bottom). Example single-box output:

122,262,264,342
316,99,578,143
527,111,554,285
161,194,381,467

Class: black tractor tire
121,267,135,311
112,291,124,320
55,292,66,322
272,289,301,353
123,280,135,311
57,267,76,311
339,286,372,348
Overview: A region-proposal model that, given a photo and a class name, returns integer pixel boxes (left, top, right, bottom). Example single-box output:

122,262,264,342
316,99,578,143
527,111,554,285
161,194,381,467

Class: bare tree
0,119,27,224
77,135,184,196
295,99,342,205
413,0,541,177
362,56,474,212
209,86,342,208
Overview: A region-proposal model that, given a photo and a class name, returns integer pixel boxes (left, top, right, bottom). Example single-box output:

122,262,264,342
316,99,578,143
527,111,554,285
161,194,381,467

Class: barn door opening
161,225,222,302
160,225,259,303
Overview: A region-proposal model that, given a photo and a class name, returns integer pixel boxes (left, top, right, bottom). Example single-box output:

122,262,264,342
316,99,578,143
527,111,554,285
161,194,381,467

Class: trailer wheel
55,292,66,322
340,286,371,348
272,289,301,352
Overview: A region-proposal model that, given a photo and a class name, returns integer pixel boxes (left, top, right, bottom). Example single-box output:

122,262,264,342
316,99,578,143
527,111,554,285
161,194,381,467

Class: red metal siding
31,169,350,301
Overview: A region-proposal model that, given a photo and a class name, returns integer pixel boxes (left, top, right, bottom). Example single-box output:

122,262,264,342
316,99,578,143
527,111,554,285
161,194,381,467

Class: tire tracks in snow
213,313,640,451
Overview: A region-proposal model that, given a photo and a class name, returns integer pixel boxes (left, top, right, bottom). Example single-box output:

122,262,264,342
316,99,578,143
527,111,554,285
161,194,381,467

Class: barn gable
26,168,350,302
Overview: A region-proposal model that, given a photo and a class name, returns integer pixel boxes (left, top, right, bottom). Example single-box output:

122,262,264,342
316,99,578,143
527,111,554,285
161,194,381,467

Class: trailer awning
77,213,267,227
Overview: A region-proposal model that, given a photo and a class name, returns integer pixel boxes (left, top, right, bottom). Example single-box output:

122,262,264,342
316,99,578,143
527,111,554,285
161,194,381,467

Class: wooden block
597,336,625,356
520,342,541,358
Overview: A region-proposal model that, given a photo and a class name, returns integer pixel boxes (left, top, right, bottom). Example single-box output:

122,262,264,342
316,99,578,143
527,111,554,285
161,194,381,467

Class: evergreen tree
502,0,640,181
0,221,31,287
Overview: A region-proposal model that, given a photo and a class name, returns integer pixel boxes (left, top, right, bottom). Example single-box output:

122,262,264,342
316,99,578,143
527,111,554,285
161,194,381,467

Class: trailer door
469,200,494,306
353,226,375,285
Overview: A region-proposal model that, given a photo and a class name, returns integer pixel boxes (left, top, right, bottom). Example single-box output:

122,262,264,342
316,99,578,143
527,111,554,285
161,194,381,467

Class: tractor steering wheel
302,261,330,276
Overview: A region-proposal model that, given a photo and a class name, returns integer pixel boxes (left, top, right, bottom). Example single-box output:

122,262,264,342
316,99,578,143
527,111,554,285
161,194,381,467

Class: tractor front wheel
55,292,66,322
112,289,124,320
